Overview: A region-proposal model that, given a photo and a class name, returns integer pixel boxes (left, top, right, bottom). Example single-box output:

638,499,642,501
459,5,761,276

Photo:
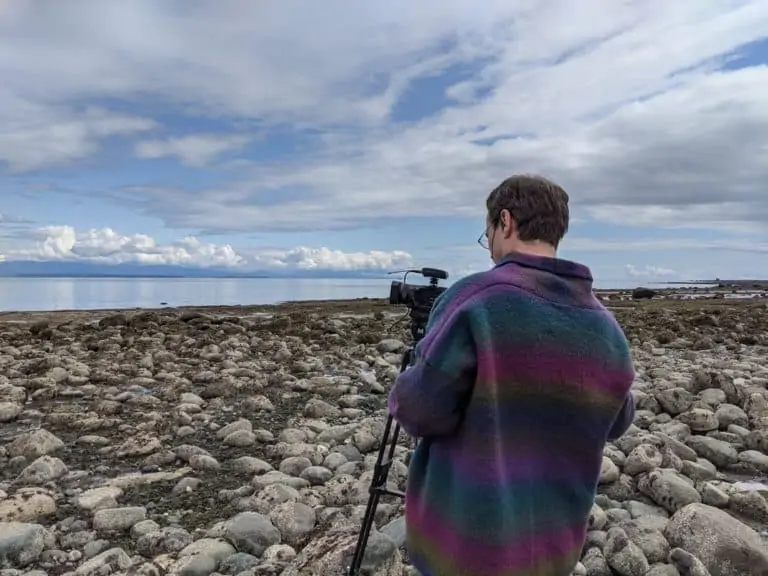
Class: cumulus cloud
625,264,676,278
0,1,767,238
0,225,411,272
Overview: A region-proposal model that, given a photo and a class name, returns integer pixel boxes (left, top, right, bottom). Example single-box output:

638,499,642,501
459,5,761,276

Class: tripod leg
347,414,398,575
347,348,412,576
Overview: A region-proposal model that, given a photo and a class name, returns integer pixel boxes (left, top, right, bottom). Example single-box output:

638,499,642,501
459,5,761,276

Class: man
388,175,636,576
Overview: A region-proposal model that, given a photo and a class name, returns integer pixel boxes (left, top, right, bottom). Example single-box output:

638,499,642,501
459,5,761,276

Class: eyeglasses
478,212,508,249
478,224,493,249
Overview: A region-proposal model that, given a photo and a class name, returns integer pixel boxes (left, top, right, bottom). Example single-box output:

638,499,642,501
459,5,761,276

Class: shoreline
1,286,767,323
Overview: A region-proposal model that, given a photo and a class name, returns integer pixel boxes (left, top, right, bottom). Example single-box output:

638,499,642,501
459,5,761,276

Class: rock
581,547,611,576
233,456,274,475
648,564,685,576
632,287,657,299
76,486,124,511
685,436,739,468
376,339,405,353
729,490,768,523
664,503,768,576
269,502,316,546
177,537,236,566
599,457,620,484
74,547,132,575
281,514,402,576
224,511,281,556
656,388,694,415
621,520,670,564
714,404,749,428
624,444,664,475
677,408,719,432
135,526,193,556
15,456,68,485
637,469,701,513
92,506,147,532
0,489,56,522
223,429,257,447
604,527,650,576
669,548,713,576
0,402,22,423
0,522,54,567
176,552,217,575
6,430,64,460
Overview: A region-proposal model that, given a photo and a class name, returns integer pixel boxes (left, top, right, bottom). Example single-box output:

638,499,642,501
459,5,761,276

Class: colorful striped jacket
388,251,636,576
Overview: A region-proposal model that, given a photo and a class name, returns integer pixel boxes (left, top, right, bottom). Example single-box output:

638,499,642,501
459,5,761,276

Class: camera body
389,267,448,342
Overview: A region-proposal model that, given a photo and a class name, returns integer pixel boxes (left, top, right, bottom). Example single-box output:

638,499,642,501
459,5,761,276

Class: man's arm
606,325,636,441
607,392,636,440
387,290,477,438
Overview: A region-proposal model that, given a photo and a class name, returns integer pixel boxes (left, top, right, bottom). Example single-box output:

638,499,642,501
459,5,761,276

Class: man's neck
508,241,556,259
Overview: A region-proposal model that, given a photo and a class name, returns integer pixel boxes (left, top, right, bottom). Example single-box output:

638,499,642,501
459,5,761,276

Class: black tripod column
347,347,412,576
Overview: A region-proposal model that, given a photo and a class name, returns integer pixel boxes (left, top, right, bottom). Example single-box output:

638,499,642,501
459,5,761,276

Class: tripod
347,346,413,576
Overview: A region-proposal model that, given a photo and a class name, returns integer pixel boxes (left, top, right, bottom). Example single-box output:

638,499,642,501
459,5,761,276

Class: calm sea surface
0,277,394,312
0,277,701,312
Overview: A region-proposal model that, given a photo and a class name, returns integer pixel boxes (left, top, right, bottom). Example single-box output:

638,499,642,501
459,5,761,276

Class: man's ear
500,209,516,239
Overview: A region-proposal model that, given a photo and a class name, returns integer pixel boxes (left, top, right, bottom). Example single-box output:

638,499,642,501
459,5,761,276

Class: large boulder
664,503,768,576
632,287,657,300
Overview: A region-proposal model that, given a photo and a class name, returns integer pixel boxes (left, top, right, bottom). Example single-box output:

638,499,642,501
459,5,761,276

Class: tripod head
388,267,448,342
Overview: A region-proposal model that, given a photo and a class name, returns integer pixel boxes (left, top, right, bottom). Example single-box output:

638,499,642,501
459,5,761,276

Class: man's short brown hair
486,174,570,247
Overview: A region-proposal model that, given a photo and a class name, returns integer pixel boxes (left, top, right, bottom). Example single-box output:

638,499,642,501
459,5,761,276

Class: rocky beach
0,297,767,576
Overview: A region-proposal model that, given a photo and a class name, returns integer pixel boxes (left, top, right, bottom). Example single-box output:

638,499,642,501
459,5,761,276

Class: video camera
388,267,448,342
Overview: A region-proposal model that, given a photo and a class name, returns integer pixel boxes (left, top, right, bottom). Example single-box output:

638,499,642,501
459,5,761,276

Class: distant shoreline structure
655,279,768,288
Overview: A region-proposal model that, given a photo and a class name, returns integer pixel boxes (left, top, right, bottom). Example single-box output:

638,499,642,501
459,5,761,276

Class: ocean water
0,277,394,312
0,277,705,312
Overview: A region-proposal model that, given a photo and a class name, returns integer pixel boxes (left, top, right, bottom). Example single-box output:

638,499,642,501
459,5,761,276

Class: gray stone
685,436,738,468
74,547,132,575
604,527,650,576
664,503,768,576
219,551,260,573
381,515,406,548
637,469,701,513
0,522,54,567
224,511,281,556
92,506,146,532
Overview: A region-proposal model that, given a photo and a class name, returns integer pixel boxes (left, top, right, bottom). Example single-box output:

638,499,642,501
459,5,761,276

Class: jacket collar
497,251,593,280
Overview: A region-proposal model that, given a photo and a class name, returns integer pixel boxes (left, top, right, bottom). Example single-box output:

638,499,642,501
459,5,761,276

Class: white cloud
135,134,251,167
0,1,767,238
0,105,156,172
274,246,413,271
563,237,768,253
0,225,412,272
625,264,676,278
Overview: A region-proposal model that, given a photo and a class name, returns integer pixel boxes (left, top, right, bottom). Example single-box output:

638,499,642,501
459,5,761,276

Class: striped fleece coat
388,251,636,576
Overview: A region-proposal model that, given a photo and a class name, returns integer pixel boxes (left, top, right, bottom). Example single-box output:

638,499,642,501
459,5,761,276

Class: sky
0,1,767,287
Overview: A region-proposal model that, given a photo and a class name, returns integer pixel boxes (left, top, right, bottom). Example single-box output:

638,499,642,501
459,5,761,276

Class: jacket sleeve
387,288,477,438
607,331,636,440
607,392,636,440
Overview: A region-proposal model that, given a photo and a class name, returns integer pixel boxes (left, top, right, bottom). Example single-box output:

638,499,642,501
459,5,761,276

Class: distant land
659,279,768,289
0,261,390,279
